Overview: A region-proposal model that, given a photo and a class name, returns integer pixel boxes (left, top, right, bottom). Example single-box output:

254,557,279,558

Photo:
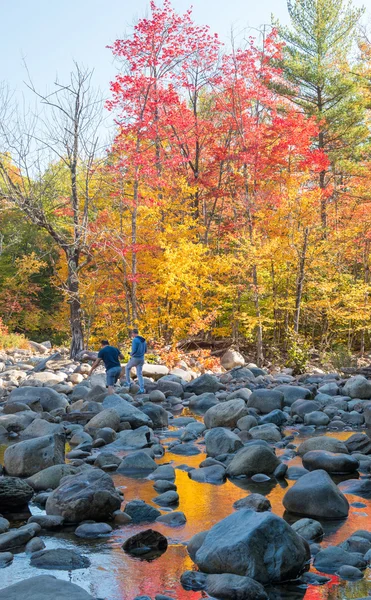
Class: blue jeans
124,358,145,392
106,366,122,387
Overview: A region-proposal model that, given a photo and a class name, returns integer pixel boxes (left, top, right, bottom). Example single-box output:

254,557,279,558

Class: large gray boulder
141,364,169,380
0,411,37,432
189,393,219,413
249,423,282,442
205,428,243,457
297,436,349,457
140,402,168,428
204,399,248,429
84,408,120,433
102,395,152,427
221,349,245,370
283,470,349,519
291,518,323,542
45,468,122,523
247,389,284,414
226,445,280,477
30,548,90,570
26,464,80,491
22,419,63,438
117,451,157,474
193,509,310,584
0,477,34,508
0,575,96,600
302,450,359,475
275,385,311,406
185,374,222,395
4,434,65,477
343,375,371,399
206,574,268,600
0,523,40,551
8,387,69,412
112,426,154,449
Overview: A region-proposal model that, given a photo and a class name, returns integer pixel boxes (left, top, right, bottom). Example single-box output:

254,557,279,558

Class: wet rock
314,546,367,573
297,436,348,456
84,408,120,434
247,389,284,414
236,415,258,431
4,434,65,477
187,530,207,561
226,445,280,478
205,428,243,458
205,573,268,600
338,478,371,498
291,518,323,541
343,375,371,399
75,522,112,538
340,535,371,555
26,464,79,491
260,409,288,426
274,463,288,479
180,570,207,591
304,411,330,426
156,511,187,527
0,477,34,507
153,490,179,506
30,548,90,570
189,393,219,412
102,395,151,427
0,518,9,534
149,465,175,481
46,468,122,523
233,493,271,512
286,467,309,480
28,515,64,530
275,385,311,406
248,423,282,442
94,453,121,470
8,386,69,412
25,537,45,553
300,572,330,585
0,522,41,551
113,426,154,449
194,509,310,584
124,500,161,523
0,575,96,600
337,565,364,580
345,433,371,455
291,400,321,418
117,451,157,474
140,403,168,428
113,510,132,525
123,528,167,559
153,480,177,493
0,551,13,567
302,450,359,474
185,374,222,395
283,470,349,519
170,443,200,456
204,399,248,429
189,466,226,484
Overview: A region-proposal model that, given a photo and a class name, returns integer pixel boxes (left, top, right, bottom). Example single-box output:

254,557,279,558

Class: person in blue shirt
121,328,147,393
89,340,123,394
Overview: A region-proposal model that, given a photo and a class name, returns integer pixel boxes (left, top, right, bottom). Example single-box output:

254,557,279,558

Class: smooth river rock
283,470,349,519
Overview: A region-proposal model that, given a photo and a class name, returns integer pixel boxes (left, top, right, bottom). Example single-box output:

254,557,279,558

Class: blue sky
1,0,369,101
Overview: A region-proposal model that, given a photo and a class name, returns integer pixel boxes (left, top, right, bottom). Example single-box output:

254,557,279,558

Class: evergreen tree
274,0,366,233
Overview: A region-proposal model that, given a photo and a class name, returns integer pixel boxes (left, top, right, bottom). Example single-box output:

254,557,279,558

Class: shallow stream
1,427,371,599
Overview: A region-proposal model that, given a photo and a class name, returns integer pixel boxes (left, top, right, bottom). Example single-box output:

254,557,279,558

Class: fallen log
32,352,62,373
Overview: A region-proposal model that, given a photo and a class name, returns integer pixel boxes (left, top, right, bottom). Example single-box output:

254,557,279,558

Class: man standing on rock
121,329,147,393
89,340,123,394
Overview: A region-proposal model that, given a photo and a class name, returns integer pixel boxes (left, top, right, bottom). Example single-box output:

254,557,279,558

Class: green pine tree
273,0,367,233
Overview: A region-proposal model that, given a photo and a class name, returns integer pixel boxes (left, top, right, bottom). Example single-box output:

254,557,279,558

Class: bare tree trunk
67,253,84,357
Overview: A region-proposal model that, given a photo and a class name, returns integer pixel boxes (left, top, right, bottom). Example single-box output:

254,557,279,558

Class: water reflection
0,430,371,598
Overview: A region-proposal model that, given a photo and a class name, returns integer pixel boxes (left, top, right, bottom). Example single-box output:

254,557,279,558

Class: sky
1,0,370,106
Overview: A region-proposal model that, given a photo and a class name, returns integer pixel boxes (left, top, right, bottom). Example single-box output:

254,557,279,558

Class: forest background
1,0,371,371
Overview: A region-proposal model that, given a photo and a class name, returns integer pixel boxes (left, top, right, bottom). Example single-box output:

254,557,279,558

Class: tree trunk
294,227,309,334
67,254,84,358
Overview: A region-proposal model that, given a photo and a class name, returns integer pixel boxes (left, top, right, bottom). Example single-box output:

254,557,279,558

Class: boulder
4,434,65,477
0,477,34,508
156,512,187,527
194,509,310,584
291,518,323,542
140,402,168,428
0,412,37,432
283,470,349,519
84,408,120,433
124,500,161,523
185,374,222,395
275,385,311,406
204,399,248,429
123,528,167,558
233,493,271,512
291,400,321,417
205,428,243,458
22,419,63,437
189,393,219,413
156,379,184,397
247,389,284,414
153,491,179,506
0,575,96,600
314,546,367,573
45,468,122,523
30,548,90,570
28,515,64,530
345,433,371,455
226,445,280,478
248,423,282,442
117,451,157,474
102,395,151,427
0,523,40,551
142,364,169,380
304,412,330,427
112,426,154,449
8,387,68,412
148,465,175,481
221,349,245,370
297,436,349,457
26,465,80,491
75,522,112,538
188,466,226,484
343,375,371,399
338,478,371,498
236,415,258,431
302,450,359,474
205,574,268,600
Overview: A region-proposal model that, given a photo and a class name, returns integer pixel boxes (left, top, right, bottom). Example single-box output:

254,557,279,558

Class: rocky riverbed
2,347,371,599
